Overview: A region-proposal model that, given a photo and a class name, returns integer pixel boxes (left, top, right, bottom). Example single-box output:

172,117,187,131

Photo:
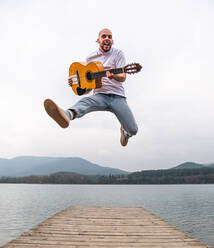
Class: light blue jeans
68,93,138,137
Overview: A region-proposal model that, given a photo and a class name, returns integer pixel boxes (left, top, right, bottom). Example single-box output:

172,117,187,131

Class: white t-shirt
86,47,126,97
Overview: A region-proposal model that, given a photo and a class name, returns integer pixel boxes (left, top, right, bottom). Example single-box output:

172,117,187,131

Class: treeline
1,167,214,184
125,167,214,184
0,172,92,184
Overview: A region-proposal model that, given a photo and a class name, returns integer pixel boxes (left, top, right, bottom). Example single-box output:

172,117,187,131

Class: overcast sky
0,0,213,171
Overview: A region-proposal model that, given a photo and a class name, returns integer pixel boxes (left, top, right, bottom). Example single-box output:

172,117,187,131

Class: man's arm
106,71,126,82
106,49,127,82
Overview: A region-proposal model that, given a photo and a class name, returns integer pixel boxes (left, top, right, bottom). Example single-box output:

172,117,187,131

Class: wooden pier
1,206,210,248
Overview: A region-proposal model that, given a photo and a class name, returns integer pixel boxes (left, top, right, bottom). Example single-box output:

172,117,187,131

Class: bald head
98,28,112,37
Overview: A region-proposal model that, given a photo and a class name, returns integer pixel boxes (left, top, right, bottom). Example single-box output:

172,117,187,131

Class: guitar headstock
124,63,142,74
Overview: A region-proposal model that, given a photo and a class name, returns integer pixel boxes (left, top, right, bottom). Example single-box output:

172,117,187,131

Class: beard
100,43,112,52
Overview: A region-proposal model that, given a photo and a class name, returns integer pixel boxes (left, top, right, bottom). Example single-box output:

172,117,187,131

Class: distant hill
0,156,129,177
1,158,214,184
171,162,205,169
204,163,214,167
171,162,214,170
1,157,214,180
2,166,214,184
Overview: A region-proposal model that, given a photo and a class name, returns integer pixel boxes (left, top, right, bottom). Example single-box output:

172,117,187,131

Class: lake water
0,184,213,247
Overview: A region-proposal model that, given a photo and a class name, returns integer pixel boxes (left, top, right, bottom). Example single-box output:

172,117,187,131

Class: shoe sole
120,127,128,147
44,99,69,128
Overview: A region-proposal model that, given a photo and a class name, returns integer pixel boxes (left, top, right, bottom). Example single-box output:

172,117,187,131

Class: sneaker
120,126,129,146
44,99,70,128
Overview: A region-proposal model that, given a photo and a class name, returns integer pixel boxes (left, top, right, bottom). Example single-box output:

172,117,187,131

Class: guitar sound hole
86,71,92,81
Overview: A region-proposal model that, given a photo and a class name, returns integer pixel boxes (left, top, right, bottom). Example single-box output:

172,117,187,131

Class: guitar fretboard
92,67,124,79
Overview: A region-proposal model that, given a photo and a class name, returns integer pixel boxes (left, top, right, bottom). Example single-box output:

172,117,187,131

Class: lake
0,184,213,247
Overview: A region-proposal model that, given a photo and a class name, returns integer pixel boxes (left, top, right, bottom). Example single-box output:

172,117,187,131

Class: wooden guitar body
69,62,104,95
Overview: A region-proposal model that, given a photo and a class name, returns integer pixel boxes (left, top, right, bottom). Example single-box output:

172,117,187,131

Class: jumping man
44,28,138,146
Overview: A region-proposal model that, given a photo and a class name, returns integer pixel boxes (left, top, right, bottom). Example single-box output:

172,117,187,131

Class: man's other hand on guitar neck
106,70,126,82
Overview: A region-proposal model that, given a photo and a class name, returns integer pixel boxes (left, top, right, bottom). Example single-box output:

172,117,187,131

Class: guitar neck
92,67,124,79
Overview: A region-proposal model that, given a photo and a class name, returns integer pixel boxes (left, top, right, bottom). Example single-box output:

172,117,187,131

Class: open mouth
104,41,111,47
104,42,110,46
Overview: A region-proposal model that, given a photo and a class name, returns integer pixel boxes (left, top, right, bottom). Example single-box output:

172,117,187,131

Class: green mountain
0,156,129,177
171,162,205,169
1,159,214,184
205,163,214,167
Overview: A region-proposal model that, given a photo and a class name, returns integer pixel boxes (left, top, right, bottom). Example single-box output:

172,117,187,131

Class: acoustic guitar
68,62,142,96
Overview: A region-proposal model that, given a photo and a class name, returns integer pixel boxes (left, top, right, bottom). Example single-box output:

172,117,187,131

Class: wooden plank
1,206,210,248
